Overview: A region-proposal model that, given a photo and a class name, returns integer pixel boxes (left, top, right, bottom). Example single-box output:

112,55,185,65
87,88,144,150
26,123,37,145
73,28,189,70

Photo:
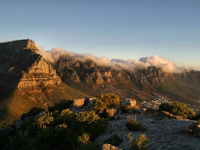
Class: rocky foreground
1,95,200,150
95,112,200,150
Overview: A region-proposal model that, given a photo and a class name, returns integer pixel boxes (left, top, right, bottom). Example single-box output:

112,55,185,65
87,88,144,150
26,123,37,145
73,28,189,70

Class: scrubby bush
188,120,200,137
85,118,107,140
76,111,100,124
8,126,76,150
37,111,54,128
48,100,73,112
75,111,107,139
128,133,148,150
78,133,90,144
159,102,196,119
100,94,120,108
76,143,102,150
104,135,123,146
5,100,108,150
93,94,120,116
93,99,107,114
126,119,146,132
0,132,9,149
21,107,44,120
121,104,133,113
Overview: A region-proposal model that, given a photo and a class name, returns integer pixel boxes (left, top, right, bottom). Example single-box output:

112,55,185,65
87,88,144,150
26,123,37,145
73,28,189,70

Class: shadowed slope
0,39,87,123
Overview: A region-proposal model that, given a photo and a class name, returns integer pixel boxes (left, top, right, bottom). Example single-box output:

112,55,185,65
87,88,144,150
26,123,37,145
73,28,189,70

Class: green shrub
128,133,148,150
0,132,9,149
76,111,100,124
121,104,133,113
76,143,102,150
21,107,44,120
8,127,76,150
93,99,107,114
6,101,108,150
37,111,54,128
126,119,146,132
159,102,196,119
48,100,73,112
99,94,120,108
78,133,90,144
188,120,200,137
93,94,120,116
84,118,107,140
104,135,123,146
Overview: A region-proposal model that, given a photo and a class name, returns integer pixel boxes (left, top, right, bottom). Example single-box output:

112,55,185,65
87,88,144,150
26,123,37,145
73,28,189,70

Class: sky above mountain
0,0,200,70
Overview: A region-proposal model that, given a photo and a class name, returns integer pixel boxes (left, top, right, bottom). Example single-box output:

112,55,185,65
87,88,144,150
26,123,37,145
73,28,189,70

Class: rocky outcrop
102,144,123,150
73,98,85,107
0,39,86,122
17,56,61,89
54,56,200,104
0,39,61,97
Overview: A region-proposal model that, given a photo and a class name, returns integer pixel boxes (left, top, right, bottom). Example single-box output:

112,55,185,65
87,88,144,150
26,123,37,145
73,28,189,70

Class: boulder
106,108,117,117
102,143,123,150
73,98,85,107
123,98,136,107
85,97,96,105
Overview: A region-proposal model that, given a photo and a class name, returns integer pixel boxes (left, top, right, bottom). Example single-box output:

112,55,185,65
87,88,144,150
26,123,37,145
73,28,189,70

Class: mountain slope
54,55,200,105
1,39,200,122
0,39,87,122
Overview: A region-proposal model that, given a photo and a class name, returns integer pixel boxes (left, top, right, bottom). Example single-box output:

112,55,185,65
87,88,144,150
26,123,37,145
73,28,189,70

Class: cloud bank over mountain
36,45,181,73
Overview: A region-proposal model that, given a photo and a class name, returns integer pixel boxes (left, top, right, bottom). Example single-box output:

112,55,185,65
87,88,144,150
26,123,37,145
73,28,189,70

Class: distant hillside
54,55,200,105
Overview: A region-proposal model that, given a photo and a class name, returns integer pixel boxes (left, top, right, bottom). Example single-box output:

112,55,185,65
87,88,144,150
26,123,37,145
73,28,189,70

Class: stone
73,98,85,107
102,144,123,150
132,108,144,113
106,108,117,117
123,98,137,107
85,97,96,105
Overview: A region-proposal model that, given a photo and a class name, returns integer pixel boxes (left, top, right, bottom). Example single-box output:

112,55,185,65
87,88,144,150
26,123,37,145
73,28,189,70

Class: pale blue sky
0,0,200,69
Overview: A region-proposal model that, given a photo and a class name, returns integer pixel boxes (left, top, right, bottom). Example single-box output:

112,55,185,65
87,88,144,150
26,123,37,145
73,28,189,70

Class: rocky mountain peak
0,39,39,55
0,39,61,98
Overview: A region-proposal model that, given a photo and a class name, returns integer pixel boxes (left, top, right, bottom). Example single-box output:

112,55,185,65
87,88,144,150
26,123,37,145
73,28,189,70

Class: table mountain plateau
0,39,86,122
0,39,200,122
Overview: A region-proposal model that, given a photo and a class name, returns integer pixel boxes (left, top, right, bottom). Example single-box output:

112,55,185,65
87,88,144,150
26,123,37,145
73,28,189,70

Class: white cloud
36,44,182,73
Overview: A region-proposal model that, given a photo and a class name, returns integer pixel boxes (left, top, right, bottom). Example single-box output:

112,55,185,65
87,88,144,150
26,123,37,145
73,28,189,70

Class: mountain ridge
0,39,87,122
0,39,200,123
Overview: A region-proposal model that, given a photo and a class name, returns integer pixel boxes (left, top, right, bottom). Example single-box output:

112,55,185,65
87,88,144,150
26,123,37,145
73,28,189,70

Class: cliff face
1,39,200,122
54,56,200,104
0,39,61,97
0,39,86,122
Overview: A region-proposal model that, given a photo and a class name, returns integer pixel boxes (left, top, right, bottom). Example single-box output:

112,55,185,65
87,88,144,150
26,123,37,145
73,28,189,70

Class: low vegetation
48,100,73,112
126,119,147,132
159,102,196,119
121,104,134,113
104,135,123,146
128,133,148,150
20,107,44,120
188,120,200,138
0,99,107,150
93,93,120,117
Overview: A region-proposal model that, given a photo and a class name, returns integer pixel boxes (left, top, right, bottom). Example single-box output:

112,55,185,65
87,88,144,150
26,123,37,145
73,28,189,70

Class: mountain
53,55,200,105
0,39,86,122
0,39,200,123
